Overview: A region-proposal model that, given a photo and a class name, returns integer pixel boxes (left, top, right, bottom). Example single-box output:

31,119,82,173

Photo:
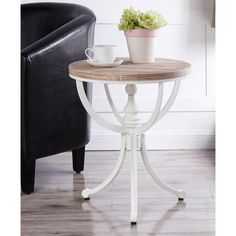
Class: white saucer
86,58,124,68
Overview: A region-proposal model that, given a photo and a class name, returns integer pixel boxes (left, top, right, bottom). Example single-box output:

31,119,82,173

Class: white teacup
85,45,117,63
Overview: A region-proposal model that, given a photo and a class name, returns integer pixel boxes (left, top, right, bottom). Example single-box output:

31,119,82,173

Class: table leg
130,134,138,224
81,135,126,199
140,134,185,200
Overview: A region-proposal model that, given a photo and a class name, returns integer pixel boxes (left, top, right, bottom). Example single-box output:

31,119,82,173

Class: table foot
81,135,126,199
82,188,91,199
140,134,186,200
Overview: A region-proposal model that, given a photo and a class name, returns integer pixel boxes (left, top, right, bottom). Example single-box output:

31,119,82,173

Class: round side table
69,58,191,224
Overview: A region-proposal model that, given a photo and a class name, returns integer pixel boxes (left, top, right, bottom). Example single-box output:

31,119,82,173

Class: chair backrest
21,2,94,49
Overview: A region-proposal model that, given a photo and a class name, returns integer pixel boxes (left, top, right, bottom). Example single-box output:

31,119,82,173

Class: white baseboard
86,132,215,150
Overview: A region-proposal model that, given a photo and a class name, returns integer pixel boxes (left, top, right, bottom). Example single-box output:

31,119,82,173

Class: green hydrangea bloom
118,7,167,31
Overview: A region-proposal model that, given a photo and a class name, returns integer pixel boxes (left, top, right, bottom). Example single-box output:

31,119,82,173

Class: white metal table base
76,80,185,224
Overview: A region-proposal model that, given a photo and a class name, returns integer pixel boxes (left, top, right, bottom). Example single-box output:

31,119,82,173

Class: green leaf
118,7,167,31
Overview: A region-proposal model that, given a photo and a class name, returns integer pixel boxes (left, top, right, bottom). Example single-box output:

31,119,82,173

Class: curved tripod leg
140,134,185,200
130,135,138,224
136,81,181,135
82,135,126,199
76,80,124,133
104,84,123,124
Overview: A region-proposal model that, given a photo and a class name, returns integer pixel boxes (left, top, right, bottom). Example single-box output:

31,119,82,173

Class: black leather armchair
21,3,96,194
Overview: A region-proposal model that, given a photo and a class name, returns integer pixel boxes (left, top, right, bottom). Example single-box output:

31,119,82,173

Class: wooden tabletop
69,58,191,83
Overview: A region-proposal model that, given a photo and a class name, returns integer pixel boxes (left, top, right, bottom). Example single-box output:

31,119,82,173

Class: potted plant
118,7,167,63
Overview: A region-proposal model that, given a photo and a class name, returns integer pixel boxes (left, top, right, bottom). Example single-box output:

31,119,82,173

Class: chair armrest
21,14,96,64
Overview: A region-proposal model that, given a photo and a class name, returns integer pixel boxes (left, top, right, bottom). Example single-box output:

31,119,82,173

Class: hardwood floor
21,150,215,236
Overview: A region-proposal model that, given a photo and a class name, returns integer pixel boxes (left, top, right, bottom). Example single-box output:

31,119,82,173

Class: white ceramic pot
125,29,158,63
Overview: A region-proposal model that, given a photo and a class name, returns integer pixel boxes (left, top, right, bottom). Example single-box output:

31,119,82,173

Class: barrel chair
21,2,96,194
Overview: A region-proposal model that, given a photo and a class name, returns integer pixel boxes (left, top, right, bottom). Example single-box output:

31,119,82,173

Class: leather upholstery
21,3,96,160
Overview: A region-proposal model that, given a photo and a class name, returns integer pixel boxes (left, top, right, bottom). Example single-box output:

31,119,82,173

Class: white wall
22,0,215,150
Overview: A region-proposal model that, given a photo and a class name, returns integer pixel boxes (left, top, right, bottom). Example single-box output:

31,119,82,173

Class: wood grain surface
21,150,214,236
69,58,191,82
